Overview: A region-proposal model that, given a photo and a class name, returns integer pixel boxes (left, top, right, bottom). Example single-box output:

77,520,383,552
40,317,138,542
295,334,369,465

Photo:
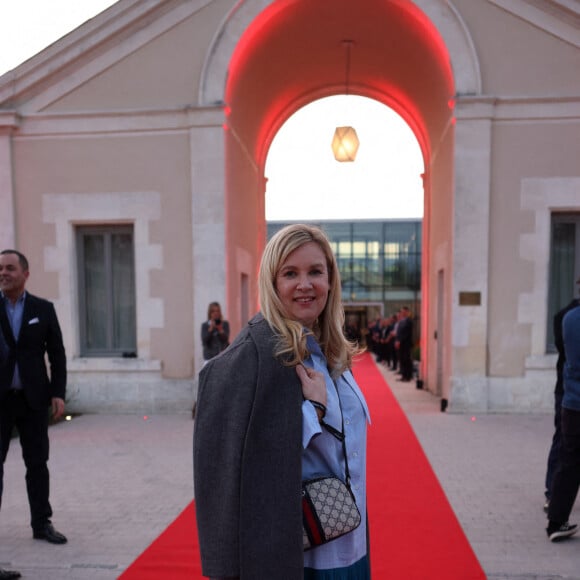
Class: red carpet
359,353,485,579
120,352,485,579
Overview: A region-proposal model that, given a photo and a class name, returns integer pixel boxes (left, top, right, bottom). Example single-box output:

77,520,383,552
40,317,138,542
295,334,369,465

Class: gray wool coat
193,313,305,580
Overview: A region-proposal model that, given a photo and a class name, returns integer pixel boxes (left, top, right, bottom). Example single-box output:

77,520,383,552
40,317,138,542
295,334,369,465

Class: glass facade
267,219,422,332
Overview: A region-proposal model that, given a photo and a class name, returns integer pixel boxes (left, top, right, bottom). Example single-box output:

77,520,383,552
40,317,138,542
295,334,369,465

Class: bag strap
320,379,351,488
302,335,352,487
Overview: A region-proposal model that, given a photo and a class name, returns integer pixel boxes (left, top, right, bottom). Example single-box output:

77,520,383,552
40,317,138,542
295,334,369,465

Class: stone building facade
0,0,578,412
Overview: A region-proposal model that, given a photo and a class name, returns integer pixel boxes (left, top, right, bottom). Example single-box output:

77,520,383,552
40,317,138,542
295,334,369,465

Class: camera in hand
215,318,221,325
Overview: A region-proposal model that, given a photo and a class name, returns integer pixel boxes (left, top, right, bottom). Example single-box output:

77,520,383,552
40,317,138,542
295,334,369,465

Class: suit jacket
396,316,413,347
0,293,67,409
194,313,304,579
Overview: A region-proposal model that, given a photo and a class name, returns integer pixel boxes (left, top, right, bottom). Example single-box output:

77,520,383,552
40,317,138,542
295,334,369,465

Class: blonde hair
259,224,360,376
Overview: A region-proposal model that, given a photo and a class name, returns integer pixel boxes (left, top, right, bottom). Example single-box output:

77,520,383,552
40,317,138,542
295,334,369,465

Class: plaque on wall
459,291,481,306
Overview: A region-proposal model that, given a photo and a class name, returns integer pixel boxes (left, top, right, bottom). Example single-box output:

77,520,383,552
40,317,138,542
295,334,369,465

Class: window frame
76,224,137,357
546,213,580,352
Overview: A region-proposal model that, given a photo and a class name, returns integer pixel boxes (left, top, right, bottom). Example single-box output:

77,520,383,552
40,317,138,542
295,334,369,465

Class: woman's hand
296,364,327,406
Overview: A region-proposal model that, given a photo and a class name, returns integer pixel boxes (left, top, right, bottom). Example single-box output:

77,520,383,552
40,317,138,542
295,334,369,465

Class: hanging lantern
331,126,359,162
332,40,359,162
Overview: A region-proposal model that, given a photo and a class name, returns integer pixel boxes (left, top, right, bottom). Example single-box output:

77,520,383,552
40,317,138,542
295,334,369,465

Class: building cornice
9,105,225,137
455,95,580,121
0,111,20,135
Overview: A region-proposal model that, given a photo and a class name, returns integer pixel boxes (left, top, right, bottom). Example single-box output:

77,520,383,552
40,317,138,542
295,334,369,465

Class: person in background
546,303,580,541
387,314,400,372
0,250,67,546
367,317,380,360
194,224,371,579
193,302,231,419
384,314,398,371
395,307,414,382
377,317,390,364
543,277,580,512
200,302,230,363
344,316,361,346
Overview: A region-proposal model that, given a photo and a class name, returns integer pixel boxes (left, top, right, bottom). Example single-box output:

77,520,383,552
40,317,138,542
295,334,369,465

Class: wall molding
42,190,164,359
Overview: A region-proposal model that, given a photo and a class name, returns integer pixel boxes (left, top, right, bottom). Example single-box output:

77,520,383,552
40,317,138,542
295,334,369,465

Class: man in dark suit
0,329,20,579
0,249,67,545
395,306,414,382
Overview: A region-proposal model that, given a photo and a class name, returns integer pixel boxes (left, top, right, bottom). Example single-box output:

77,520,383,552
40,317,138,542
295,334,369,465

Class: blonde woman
194,224,371,579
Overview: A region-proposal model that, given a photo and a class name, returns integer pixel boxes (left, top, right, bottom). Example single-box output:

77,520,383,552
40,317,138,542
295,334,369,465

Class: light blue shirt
2,291,25,389
302,335,371,570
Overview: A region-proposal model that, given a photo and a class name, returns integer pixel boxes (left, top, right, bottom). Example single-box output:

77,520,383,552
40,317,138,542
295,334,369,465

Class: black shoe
33,522,68,544
547,521,578,542
0,569,21,579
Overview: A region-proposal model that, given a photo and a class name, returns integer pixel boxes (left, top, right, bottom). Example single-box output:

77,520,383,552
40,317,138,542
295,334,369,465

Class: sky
0,1,118,75
265,95,424,221
1,1,424,221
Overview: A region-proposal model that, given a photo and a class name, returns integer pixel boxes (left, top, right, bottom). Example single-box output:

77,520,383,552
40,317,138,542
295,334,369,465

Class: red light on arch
225,0,455,170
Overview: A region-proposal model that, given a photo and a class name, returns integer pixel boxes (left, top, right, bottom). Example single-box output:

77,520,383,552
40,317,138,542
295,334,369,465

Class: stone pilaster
450,98,494,410
190,116,227,369
0,112,19,250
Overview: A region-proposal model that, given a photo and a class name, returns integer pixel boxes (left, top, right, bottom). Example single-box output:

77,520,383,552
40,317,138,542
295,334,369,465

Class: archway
200,0,484,401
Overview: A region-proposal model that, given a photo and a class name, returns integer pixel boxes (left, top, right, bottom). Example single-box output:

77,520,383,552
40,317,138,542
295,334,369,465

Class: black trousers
545,390,563,499
0,390,52,530
548,407,580,525
399,344,414,380
0,426,3,511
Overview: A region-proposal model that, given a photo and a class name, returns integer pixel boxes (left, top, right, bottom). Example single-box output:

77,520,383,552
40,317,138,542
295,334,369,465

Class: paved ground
381,365,580,580
0,413,194,579
0,362,579,579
